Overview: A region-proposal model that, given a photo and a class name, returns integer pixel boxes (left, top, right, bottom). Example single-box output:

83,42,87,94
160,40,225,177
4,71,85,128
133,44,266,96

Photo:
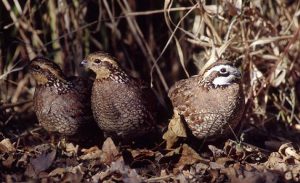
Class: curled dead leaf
224,140,267,163
48,163,85,180
0,138,15,153
80,146,102,160
130,149,155,159
264,148,300,182
80,138,119,163
278,143,300,161
265,152,287,172
173,144,208,174
91,169,111,183
110,158,142,183
223,163,279,183
48,167,66,177
65,143,78,155
208,145,225,158
92,158,142,183
163,111,187,149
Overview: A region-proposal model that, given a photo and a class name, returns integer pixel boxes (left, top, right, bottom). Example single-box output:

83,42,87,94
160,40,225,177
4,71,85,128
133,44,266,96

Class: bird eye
220,68,227,73
31,65,40,70
94,59,101,64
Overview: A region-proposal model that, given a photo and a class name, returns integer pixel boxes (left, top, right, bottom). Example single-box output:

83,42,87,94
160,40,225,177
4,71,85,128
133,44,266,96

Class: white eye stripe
203,65,236,79
212,75,236,86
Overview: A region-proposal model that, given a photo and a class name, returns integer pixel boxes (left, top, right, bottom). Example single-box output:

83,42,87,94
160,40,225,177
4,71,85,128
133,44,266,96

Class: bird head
28,57,66,85
201,60,242,87
81,51,120,79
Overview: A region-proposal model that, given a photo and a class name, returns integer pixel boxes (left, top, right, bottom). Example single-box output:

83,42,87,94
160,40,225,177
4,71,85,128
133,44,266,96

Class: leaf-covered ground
1,114,300,182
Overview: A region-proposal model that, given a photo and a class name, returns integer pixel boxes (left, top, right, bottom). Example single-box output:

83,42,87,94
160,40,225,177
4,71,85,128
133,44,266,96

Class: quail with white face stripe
168,60,245,140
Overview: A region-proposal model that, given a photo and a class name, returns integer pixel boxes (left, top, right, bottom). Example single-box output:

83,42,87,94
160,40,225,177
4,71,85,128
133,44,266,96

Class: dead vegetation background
1,0,300,182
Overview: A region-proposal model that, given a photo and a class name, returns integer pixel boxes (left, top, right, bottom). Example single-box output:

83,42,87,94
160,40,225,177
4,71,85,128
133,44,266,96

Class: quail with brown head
168,60,245,140
81,52,157,140
28,57,94,136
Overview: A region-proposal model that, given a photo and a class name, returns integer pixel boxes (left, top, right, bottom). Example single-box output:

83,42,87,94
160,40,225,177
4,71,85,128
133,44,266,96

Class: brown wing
124,80,157,128
69,76,93,98
171,80,243,139
168,75,199,108
97,81,155,137
68,76,94,121
168,76,211,138
136,80,158,124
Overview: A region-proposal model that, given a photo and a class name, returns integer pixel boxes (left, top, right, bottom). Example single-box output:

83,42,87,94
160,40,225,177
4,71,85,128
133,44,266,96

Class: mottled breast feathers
29,57,93,136
81,51,157,139
168,60,245,139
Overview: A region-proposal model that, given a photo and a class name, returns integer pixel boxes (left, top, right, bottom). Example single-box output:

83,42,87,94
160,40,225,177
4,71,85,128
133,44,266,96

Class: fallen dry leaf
48,164,85,179
110,158,142,183
29,148,56,174
91,157,142,183
223,140,267,163
174,144,209,174
24,163,37,178
48,167,66,177
164,145,182,158
264,145,300,182
61,171,83,183
100,137,120,164
2,154,15,168
130,149,155,159
0,138,15,153
222,163,279,183
16,153,29,168
64,142,79,157
214,157,235,169
278,143,300,161
163,111,187,149
102,137,118,156
265,152,287,171
208,145,225,158
91,169,111,183
285,165,300,182
80,138,119,163
80,146,102,160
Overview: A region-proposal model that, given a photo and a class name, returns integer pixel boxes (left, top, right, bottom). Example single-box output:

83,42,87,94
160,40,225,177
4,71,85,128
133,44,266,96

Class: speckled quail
28,57,94,136
168,60,245,140
81,52,157,139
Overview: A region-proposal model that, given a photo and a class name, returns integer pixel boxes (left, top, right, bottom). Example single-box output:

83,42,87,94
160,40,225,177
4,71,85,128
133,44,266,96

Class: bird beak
234,70,242,78
80,60,88,67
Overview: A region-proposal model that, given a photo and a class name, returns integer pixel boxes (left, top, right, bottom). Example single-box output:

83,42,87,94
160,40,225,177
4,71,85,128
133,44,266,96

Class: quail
168,60,245,140
81,51,157,140
28,57,94,136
